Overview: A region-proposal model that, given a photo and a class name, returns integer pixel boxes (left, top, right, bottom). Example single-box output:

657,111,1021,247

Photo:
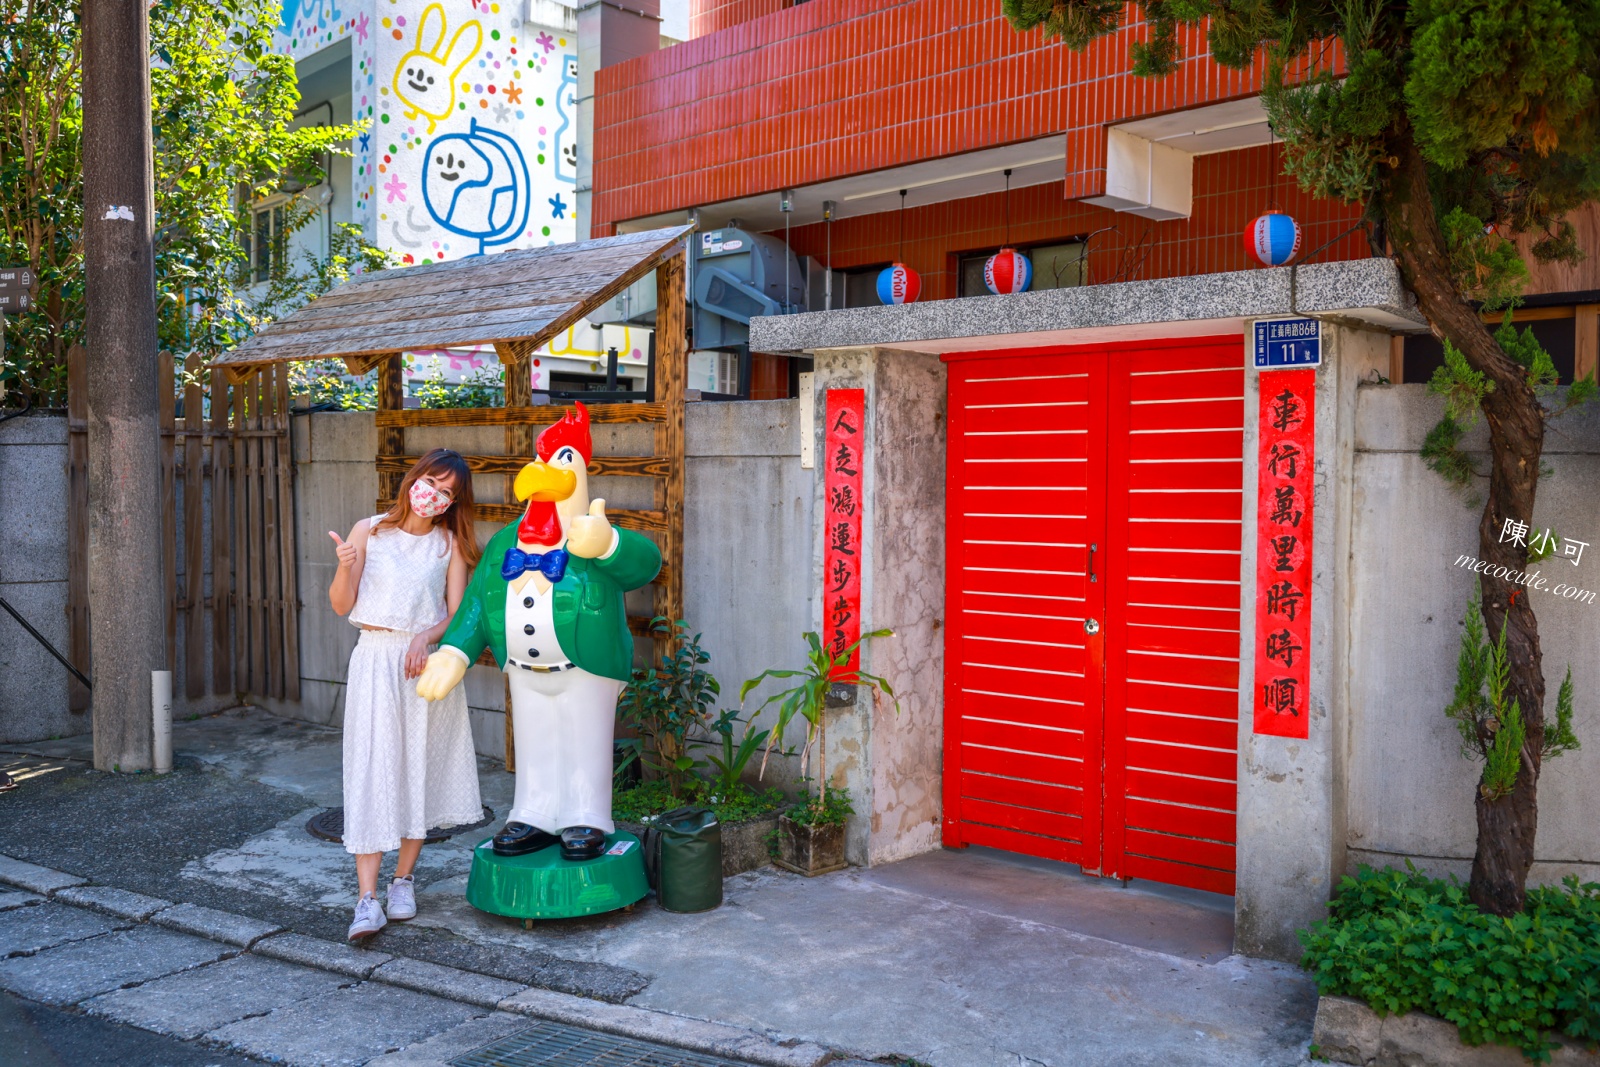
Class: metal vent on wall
450,1021,759,1067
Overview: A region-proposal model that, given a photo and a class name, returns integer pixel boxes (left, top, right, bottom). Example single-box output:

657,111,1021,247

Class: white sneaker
386,876,417,921
347,893,386,940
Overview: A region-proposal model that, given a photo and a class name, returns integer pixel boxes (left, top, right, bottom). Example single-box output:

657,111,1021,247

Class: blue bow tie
502,547,569,583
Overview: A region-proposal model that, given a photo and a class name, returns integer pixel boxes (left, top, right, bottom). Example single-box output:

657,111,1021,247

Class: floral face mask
409,478,453,519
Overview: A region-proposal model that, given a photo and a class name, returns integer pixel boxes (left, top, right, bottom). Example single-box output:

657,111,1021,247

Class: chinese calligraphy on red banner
1254,369,1315,739
823,389,865,678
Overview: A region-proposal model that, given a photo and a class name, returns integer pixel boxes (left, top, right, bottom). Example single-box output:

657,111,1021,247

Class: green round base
464,831,648,920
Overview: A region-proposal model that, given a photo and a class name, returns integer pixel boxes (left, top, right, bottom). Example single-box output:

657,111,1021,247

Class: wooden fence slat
232,367,251,694
275,364,300,702
65,346,90,712
182,355,205,699
377,356,405,502
261,367,285,700
210,368,233,695
160,353,177,673
247,370,267,695
375,402,667,429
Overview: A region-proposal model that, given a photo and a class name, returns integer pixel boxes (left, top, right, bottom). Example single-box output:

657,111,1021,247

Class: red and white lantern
876,262,922,305
983,247,1033,294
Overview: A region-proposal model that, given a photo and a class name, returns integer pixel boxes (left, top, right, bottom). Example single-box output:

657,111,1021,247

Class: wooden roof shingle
211,225,692,378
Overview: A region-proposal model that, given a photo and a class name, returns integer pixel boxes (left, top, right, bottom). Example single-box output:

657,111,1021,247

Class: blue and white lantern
983,247,1033,295
876,262,922,305
1245,211,1302,266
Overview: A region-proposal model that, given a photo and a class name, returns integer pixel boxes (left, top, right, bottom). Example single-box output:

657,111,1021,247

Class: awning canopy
210,225,693,380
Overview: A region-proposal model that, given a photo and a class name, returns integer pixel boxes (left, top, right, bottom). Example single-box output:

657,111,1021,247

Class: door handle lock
1083,617,1100,635
1087,542,1098,583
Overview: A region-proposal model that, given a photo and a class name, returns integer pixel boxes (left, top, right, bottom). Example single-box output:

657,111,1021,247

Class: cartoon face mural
333,0,580,266
392,4,483,135
423,120,530,254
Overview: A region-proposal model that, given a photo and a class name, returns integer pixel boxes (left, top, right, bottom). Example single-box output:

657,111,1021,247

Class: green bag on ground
643,806,722,913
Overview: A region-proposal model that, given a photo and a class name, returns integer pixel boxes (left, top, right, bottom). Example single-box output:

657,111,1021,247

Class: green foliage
1299,865,1600,1059
616,618,721,796
1420,415,1477,488
1447,594,1579,796
1545,668,1581,761
1441,208,1529,311
741,629,898,812
691,705,781,797
611,778,787,826
414,366,504,409
0,0,367,407
782,785,854,828
1428,341,1495,423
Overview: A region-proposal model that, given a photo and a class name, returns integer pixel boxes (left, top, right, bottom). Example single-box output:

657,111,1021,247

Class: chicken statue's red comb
535,401,592,464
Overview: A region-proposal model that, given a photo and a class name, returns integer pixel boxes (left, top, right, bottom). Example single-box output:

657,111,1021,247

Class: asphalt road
0,991,264,1066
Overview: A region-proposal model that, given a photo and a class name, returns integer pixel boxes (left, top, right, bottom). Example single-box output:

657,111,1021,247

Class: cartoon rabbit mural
393,3,483,135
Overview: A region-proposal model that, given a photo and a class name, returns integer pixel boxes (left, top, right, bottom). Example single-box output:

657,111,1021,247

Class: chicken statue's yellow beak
513,460,578,503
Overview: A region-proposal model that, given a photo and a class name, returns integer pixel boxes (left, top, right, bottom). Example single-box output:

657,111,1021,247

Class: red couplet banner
1254,369,1316,739
823,389,866,678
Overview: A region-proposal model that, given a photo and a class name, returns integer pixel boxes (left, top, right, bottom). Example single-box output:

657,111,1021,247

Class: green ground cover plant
611,778,787,825
1300,865,1600,1061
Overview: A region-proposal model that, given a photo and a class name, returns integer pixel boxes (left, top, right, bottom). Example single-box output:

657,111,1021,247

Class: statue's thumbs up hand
566,497,613,559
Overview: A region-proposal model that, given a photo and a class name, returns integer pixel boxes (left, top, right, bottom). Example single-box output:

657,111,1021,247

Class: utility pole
82,0,163,772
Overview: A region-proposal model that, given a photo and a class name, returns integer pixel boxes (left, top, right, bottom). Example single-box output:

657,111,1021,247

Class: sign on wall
823,389,866,678
1253,317,1322,369
1253,368,1316,738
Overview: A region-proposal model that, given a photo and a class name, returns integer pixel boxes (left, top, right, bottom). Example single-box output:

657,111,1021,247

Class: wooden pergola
215,225,694,765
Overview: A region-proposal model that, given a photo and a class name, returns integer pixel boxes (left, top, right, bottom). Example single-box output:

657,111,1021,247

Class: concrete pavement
0,707,1321,1066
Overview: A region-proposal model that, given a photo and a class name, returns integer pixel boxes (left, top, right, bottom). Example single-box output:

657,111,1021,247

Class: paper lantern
983,247,1033,295
1246,211,1302,267
876,262,921,305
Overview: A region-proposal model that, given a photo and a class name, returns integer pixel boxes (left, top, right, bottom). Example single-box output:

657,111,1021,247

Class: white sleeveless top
348,515,453,634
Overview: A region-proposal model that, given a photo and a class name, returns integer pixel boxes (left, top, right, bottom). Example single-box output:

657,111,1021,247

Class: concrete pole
82,0,163,772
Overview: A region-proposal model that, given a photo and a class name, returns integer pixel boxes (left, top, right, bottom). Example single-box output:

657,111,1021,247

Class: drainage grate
305,805,495,845
449,1021,759,1067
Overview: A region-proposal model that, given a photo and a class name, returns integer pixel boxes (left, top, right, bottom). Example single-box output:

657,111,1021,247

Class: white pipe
152,670,172,774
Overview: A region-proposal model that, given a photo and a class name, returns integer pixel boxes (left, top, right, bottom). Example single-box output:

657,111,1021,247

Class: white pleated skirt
341,629,482,855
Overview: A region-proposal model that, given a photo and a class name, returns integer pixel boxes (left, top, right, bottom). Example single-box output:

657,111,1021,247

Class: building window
248,196,291,285
958,241,1088,297
839,265,890,308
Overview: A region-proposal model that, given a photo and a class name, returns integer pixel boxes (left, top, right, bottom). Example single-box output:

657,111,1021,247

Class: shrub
612,779,786,826
1299,865,1600,1060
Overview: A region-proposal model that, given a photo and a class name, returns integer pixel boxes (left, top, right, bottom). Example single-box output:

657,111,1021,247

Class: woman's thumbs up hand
329,530,358,570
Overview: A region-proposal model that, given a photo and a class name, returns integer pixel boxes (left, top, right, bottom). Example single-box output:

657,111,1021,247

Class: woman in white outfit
328,448,483,940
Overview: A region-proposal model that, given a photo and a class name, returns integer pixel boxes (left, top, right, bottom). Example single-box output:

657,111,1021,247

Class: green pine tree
1002,0,1600,915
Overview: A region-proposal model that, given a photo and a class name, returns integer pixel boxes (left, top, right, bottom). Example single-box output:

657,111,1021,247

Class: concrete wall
260,403,817,781
0,415,77,743
1345,385,1600,887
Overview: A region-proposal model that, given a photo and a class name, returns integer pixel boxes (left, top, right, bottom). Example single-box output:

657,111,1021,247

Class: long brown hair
371,448,481,570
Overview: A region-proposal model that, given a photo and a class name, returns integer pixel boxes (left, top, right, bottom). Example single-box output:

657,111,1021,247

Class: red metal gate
942,335,1244,895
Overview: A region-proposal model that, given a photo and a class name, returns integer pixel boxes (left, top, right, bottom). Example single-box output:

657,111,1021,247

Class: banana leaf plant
740,629,897,814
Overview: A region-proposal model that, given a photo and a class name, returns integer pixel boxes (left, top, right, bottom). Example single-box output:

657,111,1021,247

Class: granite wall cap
750,258,1425,356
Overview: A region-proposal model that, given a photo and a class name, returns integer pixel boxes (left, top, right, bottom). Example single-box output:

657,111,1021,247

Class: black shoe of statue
491,822,559,856
559,826,607,861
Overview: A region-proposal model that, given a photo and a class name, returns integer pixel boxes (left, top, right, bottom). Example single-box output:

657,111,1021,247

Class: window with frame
957,240,1088,297
247,195,291,285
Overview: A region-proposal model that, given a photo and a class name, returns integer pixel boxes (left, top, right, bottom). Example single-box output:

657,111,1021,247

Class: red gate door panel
944,337,1243,897
943,350,1108,871
1103,340,1244,896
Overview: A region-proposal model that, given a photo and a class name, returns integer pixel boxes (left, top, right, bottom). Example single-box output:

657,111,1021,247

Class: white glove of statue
566,498,614,559
415,649,468,702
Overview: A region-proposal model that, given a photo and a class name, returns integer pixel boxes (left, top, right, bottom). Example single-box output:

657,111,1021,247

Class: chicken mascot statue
415,402,660,889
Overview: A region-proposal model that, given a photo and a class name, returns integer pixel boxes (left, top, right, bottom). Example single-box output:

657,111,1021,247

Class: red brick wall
781,143,1368,301
689,0,785,39
593,0,1340,232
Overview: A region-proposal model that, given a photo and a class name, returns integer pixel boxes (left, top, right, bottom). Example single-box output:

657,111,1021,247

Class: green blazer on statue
440,521,662,682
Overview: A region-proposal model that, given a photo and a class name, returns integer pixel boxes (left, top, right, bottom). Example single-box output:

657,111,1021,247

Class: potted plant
615,618,719,795
741,629,897,875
